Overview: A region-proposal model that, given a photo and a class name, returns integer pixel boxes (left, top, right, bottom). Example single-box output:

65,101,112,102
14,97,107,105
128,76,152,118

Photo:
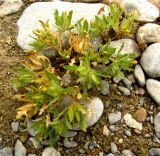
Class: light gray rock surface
122,149,134,156
11,121,19,132
108,111,122,124
134,64,145,87
154,112,160,138
141,43,160,78
15,139,27,156
0,0,24,17
101,80,110,95
146,79,160,105
110,142,118,154
118,86,131,96
121,0,159,22
137,23,160,44
149,148,160,156
110,39,140,57
124,113,142,131
72,97,104,130
42,147,61,156
0,147,13,156
17,2,109,50
63,138,78,148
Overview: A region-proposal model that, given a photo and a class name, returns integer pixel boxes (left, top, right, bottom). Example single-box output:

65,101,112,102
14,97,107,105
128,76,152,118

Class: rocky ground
1,0,160,156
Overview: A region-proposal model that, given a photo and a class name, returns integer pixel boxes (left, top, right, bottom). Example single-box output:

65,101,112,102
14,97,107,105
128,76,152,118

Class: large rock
140,43,160,78
42,147,61,156
14,140,26,156
149,148,160,156
110,39,140,57
0,0,24,17
72,97,104,130
17,2,109,50
149,0,160,10
154,112,160,138
0,147,13,156
121,0,159,22
146,79,160,105
137,23,160,44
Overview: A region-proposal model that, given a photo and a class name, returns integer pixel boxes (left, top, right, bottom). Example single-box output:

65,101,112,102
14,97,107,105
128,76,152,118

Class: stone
108,111,122,124
17,2,109,50
28,154,37,156
110,142,118,154
121,0,159,22
124,129,132,137
11,121,19,132
140,43,160,78
78,148,85,154
154,112,160,138
104,0,121,5
118,86,131,96
63,138,78,148
133,108,147,122
137,23,160,44
113,77,121,83
146,79,160,105
101,80,110,95
42,147,61,156
122,77,132,89
110,39,140,57
99,152,104,156
27,120,37,137
0,0,24,17
103,125,110,136
127,74,136,84
0,147,13,156
122,149,134,156
134,65,145,87
124,113,142,131
29,137,43,149
41,49,57,58
149,148,160,156
15,139,27,156
109,125,118,132
72,97,104,130
106,154,114,156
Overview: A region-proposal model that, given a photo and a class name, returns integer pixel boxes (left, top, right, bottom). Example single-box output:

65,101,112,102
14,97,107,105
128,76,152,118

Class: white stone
42,147,61,156
137,23,160,44
72,97,104,130
110,39,140,57
140,43,160,78
123,113,142,131
14,140,26,156
134,64,145,87
154,112,160,138
146,79,160,105
121,0,159,22
17,2,109,50
0,0,24,17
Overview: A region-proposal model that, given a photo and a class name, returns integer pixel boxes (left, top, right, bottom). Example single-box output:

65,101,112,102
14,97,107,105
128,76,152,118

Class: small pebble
118,86,131,96
11,121,19,132
103,125,110,136
124,129,132,137
133,108,147,122
110,142,118,154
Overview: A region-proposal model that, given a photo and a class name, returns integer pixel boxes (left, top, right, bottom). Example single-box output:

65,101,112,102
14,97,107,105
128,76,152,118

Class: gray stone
28,154,37,156
137,23,160,44
124,129,132,137
63,138,78,148
146,79,160,105
27,120,37,137
122,149,134,156
41,49,57,58
108,111,122,124
42,147,61,156
109,125,118,132
0,147,13,156
101,80,110,95
99,152,104,156
123,113,142,131
91,37,102,51
29,137,43,149
106,153,114,156
154,112,160,138
123,77,132,89
17,2,109,50
0,0,24,17
149,148,160,156
15,139,27,156
134,65,145,87
110,39,140,57
78,148,85,154
113,77,121,83
72,97,104,130
141,43,160,78
110,142,118,154
121,0,159,22
11,121,19,132
118,86,131,96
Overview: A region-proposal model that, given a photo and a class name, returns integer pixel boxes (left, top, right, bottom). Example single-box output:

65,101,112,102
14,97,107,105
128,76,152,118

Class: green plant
13,4,137,144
